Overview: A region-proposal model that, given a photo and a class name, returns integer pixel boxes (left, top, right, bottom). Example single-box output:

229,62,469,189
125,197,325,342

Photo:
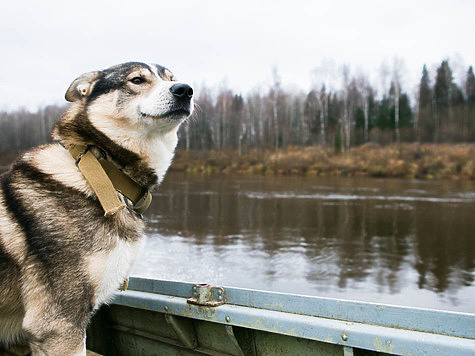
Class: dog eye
130,77,145,85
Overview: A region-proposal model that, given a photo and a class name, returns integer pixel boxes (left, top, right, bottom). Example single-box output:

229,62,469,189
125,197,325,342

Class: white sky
0,0,474,111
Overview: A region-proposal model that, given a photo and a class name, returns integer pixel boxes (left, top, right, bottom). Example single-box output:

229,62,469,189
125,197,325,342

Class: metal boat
86,277,475,355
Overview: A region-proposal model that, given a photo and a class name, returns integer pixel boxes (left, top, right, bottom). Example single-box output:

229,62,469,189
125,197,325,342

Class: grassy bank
171,144,475,179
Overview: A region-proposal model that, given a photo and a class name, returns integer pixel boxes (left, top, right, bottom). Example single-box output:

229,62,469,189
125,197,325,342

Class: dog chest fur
88,236,145,308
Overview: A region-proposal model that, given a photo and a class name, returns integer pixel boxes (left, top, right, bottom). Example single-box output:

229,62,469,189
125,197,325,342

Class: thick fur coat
0,62,193,355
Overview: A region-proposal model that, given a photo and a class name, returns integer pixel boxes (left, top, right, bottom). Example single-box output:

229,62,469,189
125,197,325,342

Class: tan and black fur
0,62,194,355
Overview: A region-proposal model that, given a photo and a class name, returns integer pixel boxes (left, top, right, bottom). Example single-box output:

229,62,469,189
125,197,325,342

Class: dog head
64,62,194,133
54,62,194,187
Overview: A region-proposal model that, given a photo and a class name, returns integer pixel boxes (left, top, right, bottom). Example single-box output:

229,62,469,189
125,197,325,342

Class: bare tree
356,73,371,142
390,57,406,143
311,59,338,145
270,67,282,151
341,65,350,151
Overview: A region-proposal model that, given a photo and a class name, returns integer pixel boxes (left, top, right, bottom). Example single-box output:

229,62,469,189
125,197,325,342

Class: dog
0,62,194,355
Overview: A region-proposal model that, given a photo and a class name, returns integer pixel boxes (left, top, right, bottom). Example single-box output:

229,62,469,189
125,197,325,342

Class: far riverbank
170,144,475,180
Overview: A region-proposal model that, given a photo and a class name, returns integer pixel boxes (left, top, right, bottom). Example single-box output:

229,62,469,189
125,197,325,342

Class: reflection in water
132,174,475,312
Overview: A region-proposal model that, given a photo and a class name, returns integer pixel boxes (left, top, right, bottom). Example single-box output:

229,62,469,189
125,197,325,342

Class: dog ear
65,71,102,102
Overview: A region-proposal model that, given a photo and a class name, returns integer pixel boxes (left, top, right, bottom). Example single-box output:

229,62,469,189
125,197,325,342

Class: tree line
0,105,66,161
183,60,475,153
1,59,474,160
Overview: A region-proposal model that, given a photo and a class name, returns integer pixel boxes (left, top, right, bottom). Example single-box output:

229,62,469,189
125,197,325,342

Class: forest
182,60,475,152
1,59,474,177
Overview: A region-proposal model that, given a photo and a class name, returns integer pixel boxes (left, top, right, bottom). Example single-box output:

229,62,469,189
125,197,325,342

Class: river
131,173,475,312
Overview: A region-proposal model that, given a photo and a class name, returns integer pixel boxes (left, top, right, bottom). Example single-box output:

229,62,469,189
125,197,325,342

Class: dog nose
170,83,193,100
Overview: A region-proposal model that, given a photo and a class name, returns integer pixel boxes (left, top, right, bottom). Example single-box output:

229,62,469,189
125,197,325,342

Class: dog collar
69,144,152,217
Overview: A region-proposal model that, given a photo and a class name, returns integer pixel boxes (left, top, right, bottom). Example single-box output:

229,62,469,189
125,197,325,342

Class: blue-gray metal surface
125,277,474,338
112,277,475,356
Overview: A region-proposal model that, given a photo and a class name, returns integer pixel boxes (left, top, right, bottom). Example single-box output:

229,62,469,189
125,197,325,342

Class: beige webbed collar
69,144,152,217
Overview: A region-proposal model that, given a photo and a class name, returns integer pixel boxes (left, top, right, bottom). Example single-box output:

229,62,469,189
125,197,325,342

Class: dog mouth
140,107,191,120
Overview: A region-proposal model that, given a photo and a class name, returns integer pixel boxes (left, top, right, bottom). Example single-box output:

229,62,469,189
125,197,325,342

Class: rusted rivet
341,333,348,342
225,316,231,323
164,306,169,312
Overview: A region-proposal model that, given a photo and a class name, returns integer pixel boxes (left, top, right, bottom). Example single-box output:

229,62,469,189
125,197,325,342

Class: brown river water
132,173,475,313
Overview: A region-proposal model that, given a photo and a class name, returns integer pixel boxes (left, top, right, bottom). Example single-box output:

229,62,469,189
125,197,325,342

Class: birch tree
390,57,405,143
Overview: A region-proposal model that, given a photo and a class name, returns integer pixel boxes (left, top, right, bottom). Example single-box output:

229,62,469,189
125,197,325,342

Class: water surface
132,173,475,313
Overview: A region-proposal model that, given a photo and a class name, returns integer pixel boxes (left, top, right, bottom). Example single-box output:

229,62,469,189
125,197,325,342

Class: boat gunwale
111,282,475,356
124,276,475,340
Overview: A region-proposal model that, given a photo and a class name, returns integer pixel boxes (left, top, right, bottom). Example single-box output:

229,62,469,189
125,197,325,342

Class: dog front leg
23,315,86,356
28,333,85,356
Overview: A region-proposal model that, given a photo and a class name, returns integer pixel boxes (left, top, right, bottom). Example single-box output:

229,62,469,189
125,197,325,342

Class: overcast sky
0,0,474,111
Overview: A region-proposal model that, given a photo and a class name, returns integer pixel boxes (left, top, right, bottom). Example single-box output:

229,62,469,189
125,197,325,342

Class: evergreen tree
417,65,433,142
375,96,391,130
229,94,244,149
396,94,413,128
419,65,432,107
434,60,455,141
467,66,475,141
304,90,319,144
434,60,453,109
467,66,475,103
355,107,365,130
